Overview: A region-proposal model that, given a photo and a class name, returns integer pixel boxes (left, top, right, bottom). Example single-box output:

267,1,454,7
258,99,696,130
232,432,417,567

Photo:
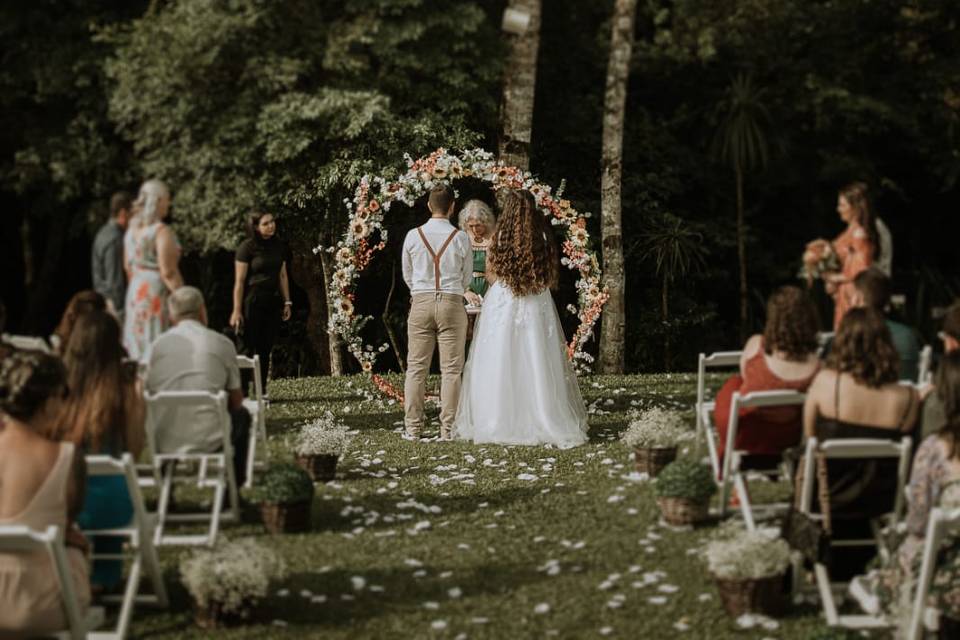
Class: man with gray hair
145,286,251,485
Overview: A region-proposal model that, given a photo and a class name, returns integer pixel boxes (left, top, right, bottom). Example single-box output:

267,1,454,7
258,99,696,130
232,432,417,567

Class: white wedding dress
454,281,588,448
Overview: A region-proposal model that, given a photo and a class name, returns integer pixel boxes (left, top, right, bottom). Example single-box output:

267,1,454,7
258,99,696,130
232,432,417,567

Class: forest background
2,0,958,375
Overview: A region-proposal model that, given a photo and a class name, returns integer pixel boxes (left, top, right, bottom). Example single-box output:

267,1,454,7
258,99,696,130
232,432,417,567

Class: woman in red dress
714,286,821,467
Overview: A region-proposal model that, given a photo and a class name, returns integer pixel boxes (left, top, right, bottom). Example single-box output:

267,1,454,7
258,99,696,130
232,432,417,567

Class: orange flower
150,295,162,315
368,199,380,212
136,282,150,302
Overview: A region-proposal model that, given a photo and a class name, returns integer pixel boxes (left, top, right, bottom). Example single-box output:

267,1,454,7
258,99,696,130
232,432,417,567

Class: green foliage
654,459,717,501
101,0,503,253
247,462,314,505
639,213,708,284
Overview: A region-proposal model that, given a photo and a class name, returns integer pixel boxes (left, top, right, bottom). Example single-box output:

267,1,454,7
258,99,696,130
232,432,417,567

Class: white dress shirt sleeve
402,231,415,290
460,232,473,291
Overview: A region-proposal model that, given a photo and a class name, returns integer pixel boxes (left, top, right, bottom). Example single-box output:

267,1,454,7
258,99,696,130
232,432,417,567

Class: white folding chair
797,436,912,630
917,344,933,385
143,390,240,546
717,389,806,529
695,350,742,476
816,331,835,358
907,506,960,640
1,333,52,353
82,454,169,640
237,354,267,488
0,524,105,640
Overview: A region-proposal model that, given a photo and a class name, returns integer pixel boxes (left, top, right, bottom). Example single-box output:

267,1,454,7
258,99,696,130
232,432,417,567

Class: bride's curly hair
489,190,559,296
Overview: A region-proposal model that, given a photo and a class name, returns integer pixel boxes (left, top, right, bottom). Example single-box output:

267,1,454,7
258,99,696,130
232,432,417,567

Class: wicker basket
714,573,787,617
634,447,677,476
295,453,339,482
193,599,253,629
260,501,311,534
656,496,710,526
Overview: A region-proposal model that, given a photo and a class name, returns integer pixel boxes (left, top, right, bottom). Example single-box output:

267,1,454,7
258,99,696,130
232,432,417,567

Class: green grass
128,373,863,639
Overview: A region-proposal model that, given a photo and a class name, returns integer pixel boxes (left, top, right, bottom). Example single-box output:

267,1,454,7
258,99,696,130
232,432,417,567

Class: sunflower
572,228,589,245
361,361,373,373
337,298,355,316
432,167,447,179
336,247,353,264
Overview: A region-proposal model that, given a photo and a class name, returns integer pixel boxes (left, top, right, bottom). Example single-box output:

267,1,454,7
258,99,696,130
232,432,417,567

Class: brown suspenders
416,226,460,291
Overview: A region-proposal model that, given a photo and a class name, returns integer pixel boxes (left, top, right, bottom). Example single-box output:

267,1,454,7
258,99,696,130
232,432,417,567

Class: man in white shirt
401,184,476,440
145,286,251,484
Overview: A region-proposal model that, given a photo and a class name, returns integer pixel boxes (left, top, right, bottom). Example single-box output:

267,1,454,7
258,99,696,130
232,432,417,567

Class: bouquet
799,239,839,286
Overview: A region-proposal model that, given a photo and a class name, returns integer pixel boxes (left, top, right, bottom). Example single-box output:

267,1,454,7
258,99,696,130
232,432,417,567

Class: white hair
167,286,205,322
134,178,170,226
459,199,496,232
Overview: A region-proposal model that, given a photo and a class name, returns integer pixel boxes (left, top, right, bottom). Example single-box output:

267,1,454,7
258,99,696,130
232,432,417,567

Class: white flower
620,407,692,448
294,413,351,456
180,538,287,615
703,523,791,580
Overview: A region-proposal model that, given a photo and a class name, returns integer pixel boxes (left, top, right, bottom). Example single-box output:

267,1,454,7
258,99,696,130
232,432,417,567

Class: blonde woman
459,199,496,299
122,179,183,359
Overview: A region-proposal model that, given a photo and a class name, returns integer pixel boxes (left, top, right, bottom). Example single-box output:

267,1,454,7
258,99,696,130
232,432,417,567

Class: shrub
654,459,717,501
247,463,314,505
620,407,692,448
703,523,791,580
294,413,351,456
180,538,287,615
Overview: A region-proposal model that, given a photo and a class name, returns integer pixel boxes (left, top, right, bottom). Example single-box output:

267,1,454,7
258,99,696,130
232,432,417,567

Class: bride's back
488,190,558,297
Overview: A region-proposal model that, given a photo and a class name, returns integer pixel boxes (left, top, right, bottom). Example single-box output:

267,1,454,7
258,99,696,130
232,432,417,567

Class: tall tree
498,0,541,170
104,0,502,372
711,72,770,341
598,0,637,373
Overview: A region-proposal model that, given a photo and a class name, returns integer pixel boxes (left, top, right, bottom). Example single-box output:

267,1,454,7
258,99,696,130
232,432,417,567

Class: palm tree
710,72,771,342
598,0,638,374
640,213,707,369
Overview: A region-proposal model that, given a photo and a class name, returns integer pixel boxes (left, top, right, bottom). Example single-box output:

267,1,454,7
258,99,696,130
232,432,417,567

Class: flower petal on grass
534,603,551,614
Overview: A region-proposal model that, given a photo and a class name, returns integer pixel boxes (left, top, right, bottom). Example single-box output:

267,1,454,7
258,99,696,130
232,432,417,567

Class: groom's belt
411,291,465,299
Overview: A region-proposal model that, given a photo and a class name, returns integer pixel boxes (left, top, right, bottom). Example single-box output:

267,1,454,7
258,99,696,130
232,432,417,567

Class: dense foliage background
3,0,958,373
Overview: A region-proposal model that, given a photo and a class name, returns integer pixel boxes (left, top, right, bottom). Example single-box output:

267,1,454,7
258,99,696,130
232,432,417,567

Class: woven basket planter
260,501,311,534
656,496,710,526
714,573,787,617
193,599,254,629
295,453,339,482
634,446,677,477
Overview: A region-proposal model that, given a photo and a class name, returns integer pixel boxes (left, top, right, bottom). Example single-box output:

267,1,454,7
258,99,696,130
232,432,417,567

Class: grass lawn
128,373,862,639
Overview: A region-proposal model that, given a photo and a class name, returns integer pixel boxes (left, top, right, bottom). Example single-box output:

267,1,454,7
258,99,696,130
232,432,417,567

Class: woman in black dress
230,211,292,393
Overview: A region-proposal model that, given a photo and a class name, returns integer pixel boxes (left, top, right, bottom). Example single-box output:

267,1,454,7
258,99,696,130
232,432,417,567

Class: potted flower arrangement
293,413,350,482
247,463,315,534
620,407,691,476
703,523,791,617
180,537,287,629
654,459,716,526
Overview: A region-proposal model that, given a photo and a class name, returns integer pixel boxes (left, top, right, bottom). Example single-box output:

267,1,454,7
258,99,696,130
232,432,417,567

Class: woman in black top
230,211,292,393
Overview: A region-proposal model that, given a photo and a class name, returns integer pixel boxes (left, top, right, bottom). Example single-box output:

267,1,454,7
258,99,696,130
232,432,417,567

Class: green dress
469,246,489,296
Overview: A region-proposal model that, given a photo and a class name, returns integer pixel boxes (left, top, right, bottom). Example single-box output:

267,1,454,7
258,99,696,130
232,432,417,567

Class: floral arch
319,148,608,401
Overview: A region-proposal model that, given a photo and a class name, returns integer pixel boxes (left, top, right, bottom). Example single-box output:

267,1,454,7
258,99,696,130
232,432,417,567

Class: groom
401,184,476,440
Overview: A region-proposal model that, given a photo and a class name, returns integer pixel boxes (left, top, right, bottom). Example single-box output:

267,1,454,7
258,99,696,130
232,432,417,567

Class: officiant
459,199,496,338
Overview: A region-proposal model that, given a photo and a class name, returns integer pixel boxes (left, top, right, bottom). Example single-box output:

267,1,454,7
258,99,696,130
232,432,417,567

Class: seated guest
802,306,919,578
851,267,921,381
0,350,91,634
714,286,821,467
145,286,250,485
52,310,145,592
851,351,960,637
922,300,960,439
52,290,107,354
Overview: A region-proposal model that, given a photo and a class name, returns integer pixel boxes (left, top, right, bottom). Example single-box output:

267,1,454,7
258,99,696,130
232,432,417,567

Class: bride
454,189,589,448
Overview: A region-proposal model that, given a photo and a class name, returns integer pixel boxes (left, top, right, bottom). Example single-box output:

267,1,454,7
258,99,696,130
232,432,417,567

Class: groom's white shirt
402,218,473,294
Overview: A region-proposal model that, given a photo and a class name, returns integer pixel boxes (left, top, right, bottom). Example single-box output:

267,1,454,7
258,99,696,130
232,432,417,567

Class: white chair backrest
143,390,231,458
696,351,742,419
0,525,88,638
85,453,149,530
236,354,263,401
720,389,806,482
1,333,52,353
909,506,960,640
917,344,933,385
799,436,913,522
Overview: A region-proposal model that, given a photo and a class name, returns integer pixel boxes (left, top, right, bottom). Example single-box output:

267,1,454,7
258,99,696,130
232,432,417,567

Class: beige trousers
404,293,467,436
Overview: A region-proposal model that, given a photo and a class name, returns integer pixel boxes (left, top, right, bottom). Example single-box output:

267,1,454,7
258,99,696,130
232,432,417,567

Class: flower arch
319,148,609,401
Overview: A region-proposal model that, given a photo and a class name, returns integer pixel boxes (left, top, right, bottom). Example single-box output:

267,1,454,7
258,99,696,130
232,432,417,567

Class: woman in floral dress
122,179,183,359
853,350,960,636
824,182,879,330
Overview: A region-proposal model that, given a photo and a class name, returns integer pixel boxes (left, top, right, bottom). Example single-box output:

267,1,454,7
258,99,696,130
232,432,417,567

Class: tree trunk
498,0,541,170
597,0,637,374
287,241,334,376
735,162,748,342
662,273,670,371
317,246,344,376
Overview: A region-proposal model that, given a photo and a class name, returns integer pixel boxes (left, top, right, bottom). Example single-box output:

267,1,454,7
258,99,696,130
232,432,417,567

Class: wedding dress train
454,281,588,448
